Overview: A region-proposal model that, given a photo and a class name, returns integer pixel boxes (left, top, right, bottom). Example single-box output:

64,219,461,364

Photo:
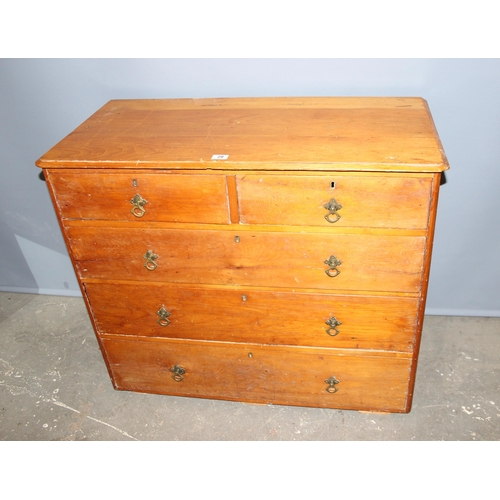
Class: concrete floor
1,291,499,441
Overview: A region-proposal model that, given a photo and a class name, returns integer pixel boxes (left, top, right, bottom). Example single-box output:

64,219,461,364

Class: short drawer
236,174,432,229
46,170,230,224
101,337,412,412
69,227,426,293
85,282,418,352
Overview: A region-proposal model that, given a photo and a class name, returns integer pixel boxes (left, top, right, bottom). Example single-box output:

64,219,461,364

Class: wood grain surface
46,170,230,224
83,281,419,351
237,173,433,229
36,97,449,171
67,226,426,293
102,336,412,411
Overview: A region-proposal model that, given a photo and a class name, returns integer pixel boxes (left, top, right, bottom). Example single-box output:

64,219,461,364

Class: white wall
1,58,499,315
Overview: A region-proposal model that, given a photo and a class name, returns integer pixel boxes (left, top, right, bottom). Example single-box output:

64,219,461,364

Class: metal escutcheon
325,376,340,394
170,365,186,382
130,193,148,218
324,255,342,277
143,250,159,271
323,198,342,223
326,317,342,336
157,306,171,326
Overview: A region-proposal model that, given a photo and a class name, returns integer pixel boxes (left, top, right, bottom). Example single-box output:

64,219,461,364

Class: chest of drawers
36,97,449,413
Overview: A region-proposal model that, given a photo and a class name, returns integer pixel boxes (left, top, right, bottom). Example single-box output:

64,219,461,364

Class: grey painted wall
1,58,499,316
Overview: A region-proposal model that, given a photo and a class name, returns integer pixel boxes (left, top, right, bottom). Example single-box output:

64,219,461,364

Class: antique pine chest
36,97,449,413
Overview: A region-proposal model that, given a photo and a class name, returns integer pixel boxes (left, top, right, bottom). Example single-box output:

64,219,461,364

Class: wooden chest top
36,97,449,172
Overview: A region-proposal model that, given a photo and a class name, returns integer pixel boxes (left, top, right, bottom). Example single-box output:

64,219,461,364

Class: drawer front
236,174,432,229
102,337,412,411
47,170,230,224
84,282,419,351
69,227,426,293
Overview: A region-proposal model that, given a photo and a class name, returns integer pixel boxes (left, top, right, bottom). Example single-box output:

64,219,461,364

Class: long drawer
101,337,413,411
47,170,230,224
236,174,432,229
68,227,426,293
84,282,419,351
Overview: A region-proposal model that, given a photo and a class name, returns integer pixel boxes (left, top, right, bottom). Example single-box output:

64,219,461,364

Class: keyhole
330,181,336,189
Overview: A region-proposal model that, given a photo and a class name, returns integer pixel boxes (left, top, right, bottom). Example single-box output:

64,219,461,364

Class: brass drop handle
157,305,171,326
130,193,148,218
170,365,186,382
324,255,342,277
324,198,342,223
143,250,159,271
326,317,342,336
325,376,340,394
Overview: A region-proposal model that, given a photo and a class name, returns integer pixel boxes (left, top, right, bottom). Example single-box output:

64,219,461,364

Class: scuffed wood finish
406,172,442,410
83,282,419,351
35,97,449,171
68,226,426,293
46,170,230,224
237,174,433,229
37,97,449,413
102,336,412,412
